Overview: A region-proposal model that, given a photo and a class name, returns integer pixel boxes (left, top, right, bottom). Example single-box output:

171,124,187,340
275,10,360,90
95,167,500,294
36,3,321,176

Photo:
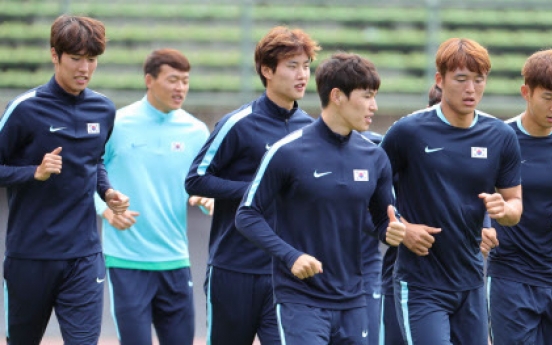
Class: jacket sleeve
95,108,115,200
368,152,396,245
0,101,39,186
235,148,303,269
185,117,251,199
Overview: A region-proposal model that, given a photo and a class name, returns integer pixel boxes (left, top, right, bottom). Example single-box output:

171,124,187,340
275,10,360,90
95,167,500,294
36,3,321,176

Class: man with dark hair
95,48,211,345
487,49,552,345
186,26,320,345
236,52,405,345
381,38,522,344
0,15,129,344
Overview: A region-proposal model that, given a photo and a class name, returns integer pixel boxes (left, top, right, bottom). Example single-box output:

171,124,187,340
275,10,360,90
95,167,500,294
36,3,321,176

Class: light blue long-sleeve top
95,96,209,270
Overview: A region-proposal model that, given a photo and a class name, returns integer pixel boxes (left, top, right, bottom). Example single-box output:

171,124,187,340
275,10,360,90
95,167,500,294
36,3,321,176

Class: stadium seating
0,0,551,116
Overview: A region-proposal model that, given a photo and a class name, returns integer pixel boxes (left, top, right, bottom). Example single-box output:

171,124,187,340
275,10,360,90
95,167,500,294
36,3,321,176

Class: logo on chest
171,142,185,152
353,169,369,181
87,123,100,134
471,147,487,159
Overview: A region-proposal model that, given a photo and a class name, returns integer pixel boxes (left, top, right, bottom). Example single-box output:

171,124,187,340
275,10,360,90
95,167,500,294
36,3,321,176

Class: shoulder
359,130,383,145
216,101,255,129
86,89,116,108
175,109,210,134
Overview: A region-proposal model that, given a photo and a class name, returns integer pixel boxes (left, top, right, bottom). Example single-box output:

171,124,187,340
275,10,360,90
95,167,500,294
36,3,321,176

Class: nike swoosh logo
314,171,332,178
50,126,66,132
265,144,272,150
521,160,527,164
362,331,368,338
372,292,381,299
425,146,443,153
96,277,106,283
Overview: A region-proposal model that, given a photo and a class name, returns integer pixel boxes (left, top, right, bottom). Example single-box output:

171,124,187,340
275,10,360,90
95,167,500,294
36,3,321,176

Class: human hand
34,147,62,181
103,209,140,231
480,227,499,257
402,217,441,256
386,205,406,246
105,189,130,215
479,193,506,219
189,195,214,215
291,254,323,279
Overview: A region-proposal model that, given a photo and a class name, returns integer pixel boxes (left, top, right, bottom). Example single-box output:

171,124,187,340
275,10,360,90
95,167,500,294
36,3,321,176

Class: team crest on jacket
353,169,369,181
171,142,185,152
87,123,100,134
471,147,487,159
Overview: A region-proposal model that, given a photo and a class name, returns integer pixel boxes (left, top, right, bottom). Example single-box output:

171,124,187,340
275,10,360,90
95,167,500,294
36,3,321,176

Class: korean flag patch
87,123,100,134
171,142,185,152
471,147,487,159
354,169,369,181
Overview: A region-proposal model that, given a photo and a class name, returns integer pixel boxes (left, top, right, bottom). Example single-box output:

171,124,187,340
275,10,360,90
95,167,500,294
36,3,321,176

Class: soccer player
0,15,129,345
94,49,211,345
377,83,442,345
235,52,405,345
185,26,320,345
486,49,552,345
380,38,522,344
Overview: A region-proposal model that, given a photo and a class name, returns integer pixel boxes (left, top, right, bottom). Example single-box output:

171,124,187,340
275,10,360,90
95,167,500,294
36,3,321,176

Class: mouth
295,83,306,91
172,94,184,103
75,76,88,84
463,96,476,106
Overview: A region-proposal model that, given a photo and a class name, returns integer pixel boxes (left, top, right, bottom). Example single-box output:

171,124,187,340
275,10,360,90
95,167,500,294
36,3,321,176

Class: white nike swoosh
50,126,66,132
521,160,527,164
265,144,272,150
314,171,332,178
96,277,106,283
372,292,381,299
362,331,368,338
425,146,444,153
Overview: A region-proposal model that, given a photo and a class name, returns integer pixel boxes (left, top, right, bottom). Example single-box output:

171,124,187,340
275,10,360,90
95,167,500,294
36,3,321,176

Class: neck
521,111,552,137
265,89,294,110
320,110,352,136
440,104,474,128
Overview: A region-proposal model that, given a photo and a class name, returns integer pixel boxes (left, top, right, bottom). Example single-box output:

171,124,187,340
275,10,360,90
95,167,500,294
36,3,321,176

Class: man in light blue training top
95,49,211,345
381,38,522,345
236,52,405,345
487,49,552,345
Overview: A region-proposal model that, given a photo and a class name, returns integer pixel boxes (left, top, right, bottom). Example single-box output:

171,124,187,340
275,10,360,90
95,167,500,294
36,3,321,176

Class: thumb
387,205,398,223
478,193,488,200
425,226,442,234
51,147,62,155
128,211,140,217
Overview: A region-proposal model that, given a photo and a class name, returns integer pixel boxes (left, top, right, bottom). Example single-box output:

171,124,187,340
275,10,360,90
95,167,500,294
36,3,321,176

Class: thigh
56,253,105,345
276,303,330,345
381,294,405,345
489,277,539,345
333,307,369,345
153,268,195,345
206,266,257,345
394,280,452,345
107,267,156,345
4,258,60,345
450,286,488,345
255,273,280,345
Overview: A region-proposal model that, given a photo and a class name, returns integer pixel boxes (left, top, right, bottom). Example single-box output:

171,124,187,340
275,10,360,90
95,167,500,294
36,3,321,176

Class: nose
297,66,309,79
369,98,378,112
77,60,90,72
466,80,475,93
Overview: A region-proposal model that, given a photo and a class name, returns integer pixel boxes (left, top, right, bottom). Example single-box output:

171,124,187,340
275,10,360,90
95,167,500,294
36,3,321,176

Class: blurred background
1,0,552,343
